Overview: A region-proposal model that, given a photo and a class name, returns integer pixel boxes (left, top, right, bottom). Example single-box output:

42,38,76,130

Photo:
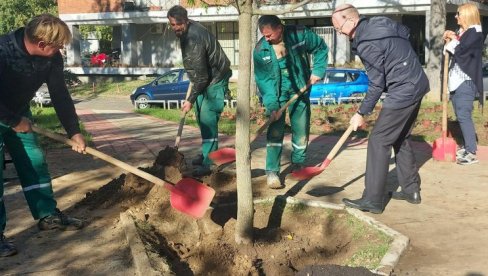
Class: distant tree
0,0,57,34
425,0,447,101
79,25,114,53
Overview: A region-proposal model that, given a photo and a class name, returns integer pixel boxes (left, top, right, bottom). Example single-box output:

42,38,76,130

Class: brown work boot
38,209,84,231
266,171,283,189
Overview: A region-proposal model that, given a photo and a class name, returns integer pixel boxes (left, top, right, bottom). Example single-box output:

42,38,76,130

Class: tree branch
252,0,314,15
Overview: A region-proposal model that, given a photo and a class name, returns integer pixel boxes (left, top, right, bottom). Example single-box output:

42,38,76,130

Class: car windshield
156,71,179,85
324,72,347,83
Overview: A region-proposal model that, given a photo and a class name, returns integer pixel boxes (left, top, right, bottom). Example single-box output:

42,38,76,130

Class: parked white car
32,84,51,106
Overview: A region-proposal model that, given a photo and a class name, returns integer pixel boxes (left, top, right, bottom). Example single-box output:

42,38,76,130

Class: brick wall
58,0,123,14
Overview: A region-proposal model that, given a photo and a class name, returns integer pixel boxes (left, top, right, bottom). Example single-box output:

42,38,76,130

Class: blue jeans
451,81,477,154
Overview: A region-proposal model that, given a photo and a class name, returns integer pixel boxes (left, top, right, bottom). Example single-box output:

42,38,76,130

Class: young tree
190,0,315,244
232,0,314,244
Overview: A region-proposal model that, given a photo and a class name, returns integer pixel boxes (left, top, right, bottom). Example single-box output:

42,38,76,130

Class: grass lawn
135,101,488,146
31,106,92,148
67,77,488,145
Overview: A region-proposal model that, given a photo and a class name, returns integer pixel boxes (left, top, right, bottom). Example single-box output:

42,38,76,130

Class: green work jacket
253,25,328,113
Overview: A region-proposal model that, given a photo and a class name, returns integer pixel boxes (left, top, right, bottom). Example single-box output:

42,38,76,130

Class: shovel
291,124,354,180
432,53,457,162
32,125,215,219
174,82,193,148
208,84,311,166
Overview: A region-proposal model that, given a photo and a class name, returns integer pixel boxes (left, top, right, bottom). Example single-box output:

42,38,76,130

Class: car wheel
136,95,151,109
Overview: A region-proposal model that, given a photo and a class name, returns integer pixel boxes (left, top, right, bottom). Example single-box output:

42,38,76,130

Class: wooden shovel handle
251,84,311,142
442,52,449,138
32,125,172,189
325,124,354,160
175,82,193,147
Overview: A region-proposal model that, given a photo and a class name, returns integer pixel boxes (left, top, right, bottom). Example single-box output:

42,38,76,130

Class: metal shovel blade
169,178,215,219
432,136,456,162
208,148,236,166
32,126,215,219
291,159,331,180
291,125,354,180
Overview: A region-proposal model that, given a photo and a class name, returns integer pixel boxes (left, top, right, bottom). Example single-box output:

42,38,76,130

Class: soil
70,146,381,275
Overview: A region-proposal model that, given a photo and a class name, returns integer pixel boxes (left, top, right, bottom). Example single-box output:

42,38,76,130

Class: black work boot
0,233,17,257
192,164,213,177
290,163,304,172
38,209,84,231
192,154,204,166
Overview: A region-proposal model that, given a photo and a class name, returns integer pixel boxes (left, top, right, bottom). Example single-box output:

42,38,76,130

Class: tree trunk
250,1,259,107
234,0,254,245
425,0,446,102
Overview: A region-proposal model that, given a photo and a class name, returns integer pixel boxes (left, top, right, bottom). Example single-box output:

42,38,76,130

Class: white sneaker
456,148,466,158
457,151,479,165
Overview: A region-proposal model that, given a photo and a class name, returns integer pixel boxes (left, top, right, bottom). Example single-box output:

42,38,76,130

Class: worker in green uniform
253,15,328,188
167,5,232,177
0,14,86,257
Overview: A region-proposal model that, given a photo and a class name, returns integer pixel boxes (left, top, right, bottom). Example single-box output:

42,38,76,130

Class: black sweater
451,26,484,104
0,28,80,137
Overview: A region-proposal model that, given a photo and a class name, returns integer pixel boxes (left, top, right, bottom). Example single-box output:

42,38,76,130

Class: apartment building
58,0,488,76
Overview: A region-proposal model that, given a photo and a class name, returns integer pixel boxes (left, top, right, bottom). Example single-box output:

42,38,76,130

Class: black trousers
362,100,422,203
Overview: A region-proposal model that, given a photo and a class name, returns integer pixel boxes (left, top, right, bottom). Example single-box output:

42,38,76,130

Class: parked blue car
309,68,369,104
130,69,190,109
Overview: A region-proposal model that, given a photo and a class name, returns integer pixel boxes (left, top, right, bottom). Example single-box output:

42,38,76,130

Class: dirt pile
76,146,381,275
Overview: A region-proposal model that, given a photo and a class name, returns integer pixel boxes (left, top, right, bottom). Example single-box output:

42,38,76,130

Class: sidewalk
74,106,488,275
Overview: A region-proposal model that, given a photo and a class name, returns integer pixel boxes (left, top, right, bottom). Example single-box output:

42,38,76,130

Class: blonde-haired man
0,14,86,257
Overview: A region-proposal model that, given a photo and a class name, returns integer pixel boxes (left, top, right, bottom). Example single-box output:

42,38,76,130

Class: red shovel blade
208,147,236,166
432,137,456,162
291,159,332,180
168,178,215,219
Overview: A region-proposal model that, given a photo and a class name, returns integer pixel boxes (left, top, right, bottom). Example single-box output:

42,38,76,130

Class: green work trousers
266,95,310,172
0,111,56,232
194,75,231,166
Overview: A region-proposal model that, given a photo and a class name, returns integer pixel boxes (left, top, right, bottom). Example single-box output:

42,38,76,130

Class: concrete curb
119,212,162,276
253,196,408,276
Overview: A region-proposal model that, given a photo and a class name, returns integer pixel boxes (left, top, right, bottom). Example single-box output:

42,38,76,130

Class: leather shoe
342,198,384,214
391,190,421,204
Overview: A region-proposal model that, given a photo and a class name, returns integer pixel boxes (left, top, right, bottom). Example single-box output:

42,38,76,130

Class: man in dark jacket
0,14,86,257
332,4,430,214
167,5,232,177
